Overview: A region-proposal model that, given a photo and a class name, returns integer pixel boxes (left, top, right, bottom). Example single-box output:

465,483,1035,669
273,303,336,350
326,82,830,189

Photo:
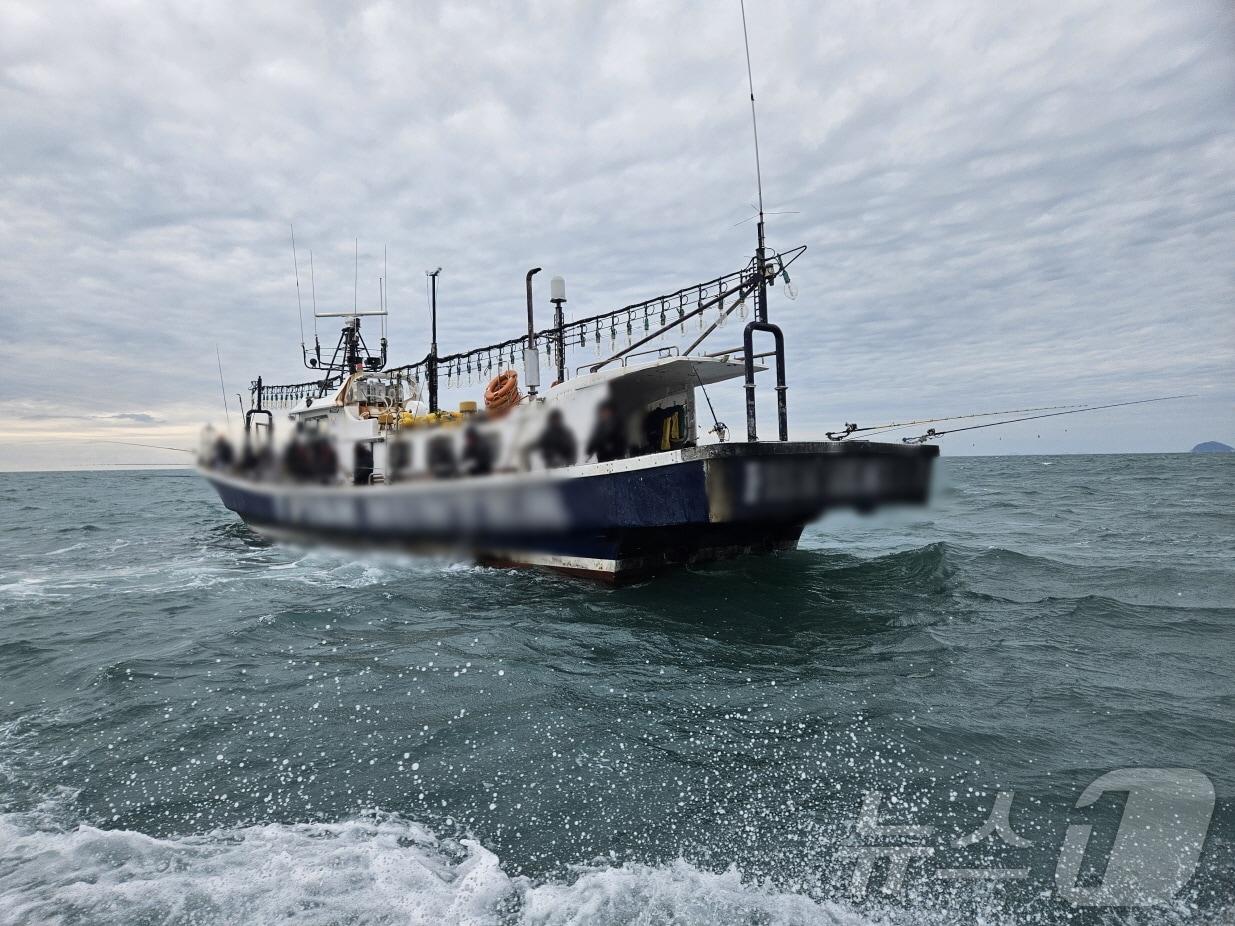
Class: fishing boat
198,232,938,584
196,18,939,583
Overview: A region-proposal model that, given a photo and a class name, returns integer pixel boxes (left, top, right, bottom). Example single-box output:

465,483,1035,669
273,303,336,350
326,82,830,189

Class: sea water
0,455,1231,924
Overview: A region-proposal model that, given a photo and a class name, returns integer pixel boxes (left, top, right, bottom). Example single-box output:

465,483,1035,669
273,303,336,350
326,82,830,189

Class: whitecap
0,806,882,926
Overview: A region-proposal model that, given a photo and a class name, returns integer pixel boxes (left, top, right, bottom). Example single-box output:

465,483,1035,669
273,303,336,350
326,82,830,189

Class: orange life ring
484,369,521,417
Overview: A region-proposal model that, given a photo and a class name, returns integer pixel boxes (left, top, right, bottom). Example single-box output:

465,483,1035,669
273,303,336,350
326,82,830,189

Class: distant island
1191,441,1233,453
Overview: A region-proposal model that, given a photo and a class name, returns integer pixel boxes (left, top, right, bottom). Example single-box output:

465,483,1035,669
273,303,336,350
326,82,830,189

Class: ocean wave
0,804,883,926
3,801,1219,926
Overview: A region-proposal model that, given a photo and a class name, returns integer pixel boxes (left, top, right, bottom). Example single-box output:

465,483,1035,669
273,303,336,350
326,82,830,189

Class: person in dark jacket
585,400,626,463
311,434,338,482
211,435,235,469
529,409,577,469
353,441,375,485
284,424,314,481
460,426,494,476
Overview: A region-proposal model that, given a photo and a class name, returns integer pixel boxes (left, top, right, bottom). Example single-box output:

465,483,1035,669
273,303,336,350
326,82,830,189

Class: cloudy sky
1,0,1232,470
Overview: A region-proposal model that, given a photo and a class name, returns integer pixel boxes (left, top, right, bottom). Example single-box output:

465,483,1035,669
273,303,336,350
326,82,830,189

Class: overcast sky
1,0,1232,470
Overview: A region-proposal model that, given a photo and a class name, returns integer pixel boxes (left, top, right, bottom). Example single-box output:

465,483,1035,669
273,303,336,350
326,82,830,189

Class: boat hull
201,441,937,584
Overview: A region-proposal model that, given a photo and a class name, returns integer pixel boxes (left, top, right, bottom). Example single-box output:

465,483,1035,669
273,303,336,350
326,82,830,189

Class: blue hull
202,441,937,582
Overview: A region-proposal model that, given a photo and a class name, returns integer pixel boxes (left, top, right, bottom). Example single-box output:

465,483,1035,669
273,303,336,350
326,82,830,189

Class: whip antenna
309,250,319,337
215,343,231,428
740,0,764,222
290,224,306,349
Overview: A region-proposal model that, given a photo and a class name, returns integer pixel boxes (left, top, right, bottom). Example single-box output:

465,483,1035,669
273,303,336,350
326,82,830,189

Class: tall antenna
739,0,769,324
353,238,359,314
309,250,318,336
290,224,306,348
215,343,231,428
739,0,764,222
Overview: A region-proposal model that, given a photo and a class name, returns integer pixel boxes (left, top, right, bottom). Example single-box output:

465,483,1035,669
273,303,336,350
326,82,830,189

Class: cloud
102,413,162,424
0,0,1232,468
18,412,164,424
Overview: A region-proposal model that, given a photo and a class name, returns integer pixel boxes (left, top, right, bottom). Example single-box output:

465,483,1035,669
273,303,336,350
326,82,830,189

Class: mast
426,268,441,413
741,0,769,326
739,0,786,441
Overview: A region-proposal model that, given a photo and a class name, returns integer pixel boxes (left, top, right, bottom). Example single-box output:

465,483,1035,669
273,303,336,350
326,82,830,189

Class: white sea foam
0,805,876,926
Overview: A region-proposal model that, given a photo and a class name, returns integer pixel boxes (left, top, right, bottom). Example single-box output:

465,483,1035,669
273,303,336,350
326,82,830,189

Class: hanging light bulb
786,281,798,300
716,301,727,328
659,301,666,326
643,308,650,332
739,297,748,320
610,319,616,346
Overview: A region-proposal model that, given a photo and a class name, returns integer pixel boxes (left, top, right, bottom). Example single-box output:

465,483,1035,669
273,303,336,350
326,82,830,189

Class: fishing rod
827,403,1090,440
901,395,1196,444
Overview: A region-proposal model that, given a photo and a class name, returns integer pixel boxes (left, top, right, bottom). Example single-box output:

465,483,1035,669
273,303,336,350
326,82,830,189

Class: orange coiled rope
484,369,521,418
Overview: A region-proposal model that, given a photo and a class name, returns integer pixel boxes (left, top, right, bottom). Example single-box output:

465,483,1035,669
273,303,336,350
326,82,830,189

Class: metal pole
525,267,541,396
345,318,361,371
427,269,441,413
742,321,787,442
552,301,566,383
756,219,768,324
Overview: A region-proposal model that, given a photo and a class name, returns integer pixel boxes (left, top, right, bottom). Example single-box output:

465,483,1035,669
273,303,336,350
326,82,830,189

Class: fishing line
902,395,1197,443
90,440,194,454
829,403,1090,440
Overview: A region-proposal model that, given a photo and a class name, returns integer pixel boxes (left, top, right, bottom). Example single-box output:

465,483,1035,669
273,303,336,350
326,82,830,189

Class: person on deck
211,435,235,470
310,434,338,483
529,409,577,469
284,424,314,481
585,400,626,464
460,426,494,476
